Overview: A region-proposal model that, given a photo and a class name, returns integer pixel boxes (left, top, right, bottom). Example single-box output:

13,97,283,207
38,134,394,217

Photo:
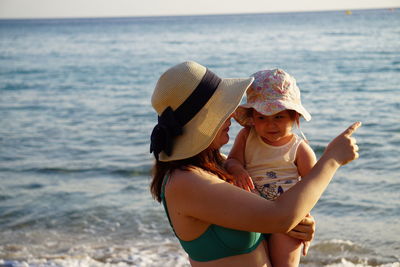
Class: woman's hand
287,213,315,241
324,122,361,166
287,214,315,255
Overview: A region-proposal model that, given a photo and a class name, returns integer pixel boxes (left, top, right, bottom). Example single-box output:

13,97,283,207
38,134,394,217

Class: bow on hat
149,68,222,161
150,107,183,160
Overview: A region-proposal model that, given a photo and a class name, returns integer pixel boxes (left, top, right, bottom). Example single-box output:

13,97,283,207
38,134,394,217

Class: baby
225,69,317,267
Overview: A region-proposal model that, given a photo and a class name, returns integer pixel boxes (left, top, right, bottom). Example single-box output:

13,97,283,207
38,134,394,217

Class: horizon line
0,6,397,21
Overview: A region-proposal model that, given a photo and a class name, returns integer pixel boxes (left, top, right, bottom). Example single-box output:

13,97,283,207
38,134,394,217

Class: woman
149,61,360,266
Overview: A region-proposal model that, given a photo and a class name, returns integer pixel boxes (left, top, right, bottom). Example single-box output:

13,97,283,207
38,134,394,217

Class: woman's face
210,117,232,149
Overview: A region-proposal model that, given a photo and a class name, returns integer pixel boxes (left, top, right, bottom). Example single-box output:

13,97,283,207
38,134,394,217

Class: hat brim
158,77,254,162
234,100,311,127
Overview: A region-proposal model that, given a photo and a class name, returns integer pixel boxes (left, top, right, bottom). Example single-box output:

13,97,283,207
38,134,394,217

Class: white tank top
245,127,303,200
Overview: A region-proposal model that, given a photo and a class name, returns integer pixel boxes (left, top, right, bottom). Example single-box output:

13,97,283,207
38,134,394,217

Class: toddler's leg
268,233,303,267
262,237,273,267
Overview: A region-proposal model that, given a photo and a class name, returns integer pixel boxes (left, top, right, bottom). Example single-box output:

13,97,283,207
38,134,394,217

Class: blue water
0,9,399,266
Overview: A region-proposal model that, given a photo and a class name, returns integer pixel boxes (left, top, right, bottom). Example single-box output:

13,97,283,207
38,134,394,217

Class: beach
0,9,399,266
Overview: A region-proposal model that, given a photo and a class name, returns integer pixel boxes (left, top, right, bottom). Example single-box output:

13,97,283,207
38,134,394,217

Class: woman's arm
293,142,317,255
167,122,361,234
272,122,360,231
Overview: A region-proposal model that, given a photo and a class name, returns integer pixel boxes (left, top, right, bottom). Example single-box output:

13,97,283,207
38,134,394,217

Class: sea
0,8,399,267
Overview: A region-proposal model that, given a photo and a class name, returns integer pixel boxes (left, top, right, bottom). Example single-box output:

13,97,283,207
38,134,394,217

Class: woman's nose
226,117,232,126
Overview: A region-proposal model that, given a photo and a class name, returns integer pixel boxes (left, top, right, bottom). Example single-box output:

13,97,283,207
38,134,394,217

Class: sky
0,0,398,19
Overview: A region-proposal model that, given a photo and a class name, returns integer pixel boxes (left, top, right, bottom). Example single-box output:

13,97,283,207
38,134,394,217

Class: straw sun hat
150,61,254,162
234,69,311,127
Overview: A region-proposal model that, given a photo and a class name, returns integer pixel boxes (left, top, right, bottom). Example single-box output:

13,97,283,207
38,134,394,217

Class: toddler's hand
234,170,254,192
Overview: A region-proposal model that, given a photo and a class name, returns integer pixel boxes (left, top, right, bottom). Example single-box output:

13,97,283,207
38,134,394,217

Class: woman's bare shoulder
167,168,224,194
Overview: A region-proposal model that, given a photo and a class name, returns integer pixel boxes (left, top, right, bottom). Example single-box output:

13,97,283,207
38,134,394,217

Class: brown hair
150,147,234,202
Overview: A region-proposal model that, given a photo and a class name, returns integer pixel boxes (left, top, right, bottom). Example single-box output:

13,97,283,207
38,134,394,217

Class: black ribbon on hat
150,68,222,160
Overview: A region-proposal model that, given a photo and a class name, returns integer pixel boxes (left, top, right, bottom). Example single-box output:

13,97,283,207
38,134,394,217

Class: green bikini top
161,175,263,262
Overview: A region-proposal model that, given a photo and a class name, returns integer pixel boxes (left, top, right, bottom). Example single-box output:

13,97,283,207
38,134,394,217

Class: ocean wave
0,83,30,91
10,183,44,190
1,239,398,267
302,239,400,267
324,258,400,267
0,239,190,267
312,239,372,254
324,32,366,37
1,68,45,76
0,166,152,177
315,198,396,218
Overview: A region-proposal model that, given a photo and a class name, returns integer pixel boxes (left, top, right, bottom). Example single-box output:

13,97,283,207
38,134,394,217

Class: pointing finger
343,121,362,137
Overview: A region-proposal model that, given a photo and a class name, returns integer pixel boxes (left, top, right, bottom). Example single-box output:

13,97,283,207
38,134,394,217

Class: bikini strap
160,174,177,234
160,173,169,199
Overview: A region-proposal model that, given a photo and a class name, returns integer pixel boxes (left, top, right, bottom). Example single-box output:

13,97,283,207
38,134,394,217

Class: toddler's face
252,109,295,146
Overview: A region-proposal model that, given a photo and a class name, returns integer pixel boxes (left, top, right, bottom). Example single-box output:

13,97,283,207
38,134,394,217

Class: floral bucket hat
234,68,311,127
